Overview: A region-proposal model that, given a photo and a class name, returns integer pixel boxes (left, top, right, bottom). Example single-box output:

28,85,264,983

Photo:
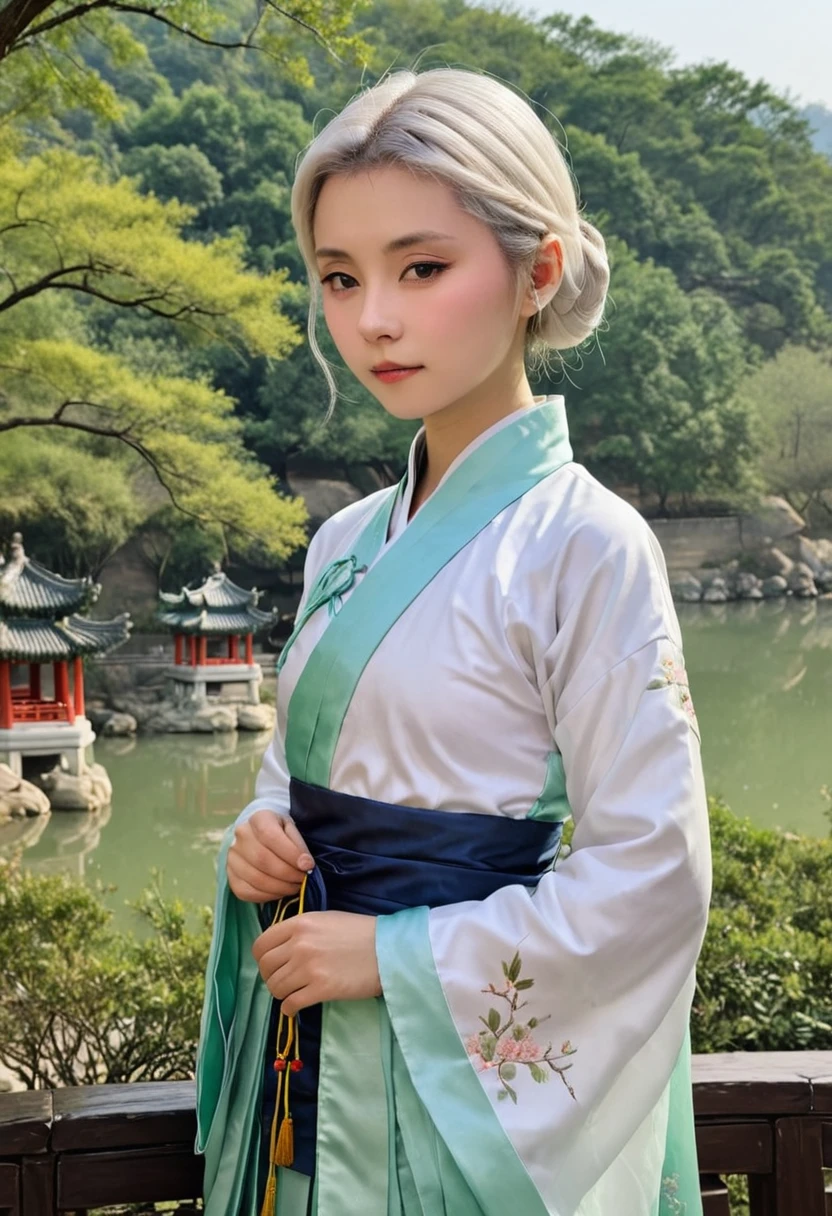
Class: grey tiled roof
156,605,275,636
0,614,131,660
159,571,260,611
0,540,99,618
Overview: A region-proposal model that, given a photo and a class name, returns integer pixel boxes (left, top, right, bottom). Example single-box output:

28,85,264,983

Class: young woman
196,68,711,1216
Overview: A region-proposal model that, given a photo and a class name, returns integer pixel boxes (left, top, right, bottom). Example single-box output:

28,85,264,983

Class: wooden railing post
774,1117,826,1215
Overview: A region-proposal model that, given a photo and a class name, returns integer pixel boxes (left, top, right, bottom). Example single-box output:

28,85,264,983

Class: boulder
670,572,702,603
85,705,115,732
741,547,794,579
734,572,764,600
742,496,805,545
703,578,729,603
761,575,789,598
100,711,138,737
39,762,112,812
236,703,276,732
0,764,51,820
816,566,832,593
797,537,832,575
787,562,818,598
143,700,237,734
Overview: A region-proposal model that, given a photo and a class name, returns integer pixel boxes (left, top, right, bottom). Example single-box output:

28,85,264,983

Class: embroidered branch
647,655,699,737
465,952,577,1105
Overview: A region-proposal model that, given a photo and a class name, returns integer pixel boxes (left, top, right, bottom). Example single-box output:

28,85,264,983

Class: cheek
422,266,516,345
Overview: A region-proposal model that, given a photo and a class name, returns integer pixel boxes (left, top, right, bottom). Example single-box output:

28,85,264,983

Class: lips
371,364,423,383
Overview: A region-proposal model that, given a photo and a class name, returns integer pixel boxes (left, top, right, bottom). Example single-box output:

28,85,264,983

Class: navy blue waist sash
259,778,562,1180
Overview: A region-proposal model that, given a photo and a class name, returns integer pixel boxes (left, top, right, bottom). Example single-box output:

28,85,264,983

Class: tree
738,345,832,523
0,0,371,123
0,134,308,563
535,241,756,512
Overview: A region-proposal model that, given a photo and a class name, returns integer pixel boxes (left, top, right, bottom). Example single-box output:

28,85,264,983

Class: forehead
313,166,478,252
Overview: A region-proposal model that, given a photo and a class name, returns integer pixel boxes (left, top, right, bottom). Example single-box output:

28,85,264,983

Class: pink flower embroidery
648,654,700,739
465,952,577,1104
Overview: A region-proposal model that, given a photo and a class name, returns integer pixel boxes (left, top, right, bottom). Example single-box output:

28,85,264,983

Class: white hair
291,67,610,403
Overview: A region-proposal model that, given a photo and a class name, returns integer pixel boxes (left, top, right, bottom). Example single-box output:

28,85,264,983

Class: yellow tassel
276,1115,294,1167
258,1171,276,1216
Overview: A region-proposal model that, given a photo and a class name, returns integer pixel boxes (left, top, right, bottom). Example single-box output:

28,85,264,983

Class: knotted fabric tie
277,555,365,673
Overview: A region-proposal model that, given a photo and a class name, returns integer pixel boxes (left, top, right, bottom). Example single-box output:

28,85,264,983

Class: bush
1,800,831,1088
0,861,211,1087
693,800,832,1052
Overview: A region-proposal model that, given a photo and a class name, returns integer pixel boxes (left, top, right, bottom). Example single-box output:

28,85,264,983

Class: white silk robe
227,397,712,1216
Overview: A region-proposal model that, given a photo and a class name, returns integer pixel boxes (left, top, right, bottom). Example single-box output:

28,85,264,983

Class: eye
402,262,449,282
321,272,358,293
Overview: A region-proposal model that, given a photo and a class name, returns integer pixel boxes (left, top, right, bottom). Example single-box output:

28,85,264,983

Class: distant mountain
803,104,832,159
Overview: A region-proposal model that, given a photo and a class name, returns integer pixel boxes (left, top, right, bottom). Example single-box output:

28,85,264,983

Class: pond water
7,599,832,925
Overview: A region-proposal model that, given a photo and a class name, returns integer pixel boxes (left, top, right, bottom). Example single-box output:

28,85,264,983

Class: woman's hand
227,810,313,902
252,910,381,1016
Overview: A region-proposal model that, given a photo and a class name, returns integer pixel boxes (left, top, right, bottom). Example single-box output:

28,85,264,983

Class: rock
734,572,764,600
671,572,702,602
703,578,729,603
85,706,114,731
236,703,276,732
742,496,805,545
787,562,818,598
797,537,832,575
39,762,112,812
741,547,794,579
143,700,237,734
100,711,137,737
0,764,51,820
761,575,789,598
816,566,832,593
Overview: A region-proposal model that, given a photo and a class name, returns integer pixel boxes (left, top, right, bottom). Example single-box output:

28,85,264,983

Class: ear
520,236,564,318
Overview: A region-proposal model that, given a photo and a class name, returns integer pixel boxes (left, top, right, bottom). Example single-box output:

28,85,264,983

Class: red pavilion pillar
53,660,75,724
198,637,208,666
29,664,41,700
174,634,183,666
0,660,13,729
73,657,85,718
230,635,240,662
245,634,254,665
188,636,197,667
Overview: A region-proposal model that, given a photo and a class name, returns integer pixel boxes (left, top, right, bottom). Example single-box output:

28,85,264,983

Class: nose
357,287,403,345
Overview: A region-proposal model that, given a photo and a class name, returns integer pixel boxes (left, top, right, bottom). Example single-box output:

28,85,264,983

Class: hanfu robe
196,396,712,1216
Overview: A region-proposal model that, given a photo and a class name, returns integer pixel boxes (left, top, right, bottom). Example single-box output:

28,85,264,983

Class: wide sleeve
375,513,712,1216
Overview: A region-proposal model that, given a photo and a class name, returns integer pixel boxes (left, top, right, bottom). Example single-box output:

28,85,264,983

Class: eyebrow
314,230,457,260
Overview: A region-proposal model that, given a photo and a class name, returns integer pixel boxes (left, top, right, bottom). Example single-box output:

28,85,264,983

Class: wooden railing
0,1052,830,1214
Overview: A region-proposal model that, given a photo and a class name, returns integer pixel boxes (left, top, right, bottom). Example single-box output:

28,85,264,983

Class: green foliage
737,345,832,525
0,0,372,124
0,860,211,1086
0,430,142,576
693,800,832,1053
0,135,309,565
537,242,757,510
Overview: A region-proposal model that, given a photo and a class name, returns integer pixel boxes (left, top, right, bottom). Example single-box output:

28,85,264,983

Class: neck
411,364,536,517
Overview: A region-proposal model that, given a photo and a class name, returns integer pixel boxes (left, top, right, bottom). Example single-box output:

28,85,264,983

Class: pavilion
157,567,276,707
0,533,131,778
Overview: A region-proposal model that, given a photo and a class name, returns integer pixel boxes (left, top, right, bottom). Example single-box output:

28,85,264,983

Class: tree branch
6,0,277,58
0,408,207,520
0,262,104,313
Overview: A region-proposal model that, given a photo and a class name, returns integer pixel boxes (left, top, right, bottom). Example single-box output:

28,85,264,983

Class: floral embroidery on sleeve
647,650,700,740
465,952,577,1104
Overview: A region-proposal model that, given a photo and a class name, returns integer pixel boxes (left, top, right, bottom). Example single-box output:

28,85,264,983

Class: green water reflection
679,598,831,836
5,599,831,920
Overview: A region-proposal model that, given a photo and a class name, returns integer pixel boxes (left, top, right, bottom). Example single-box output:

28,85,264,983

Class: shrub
0,861,211,1087
693,800,832,1052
